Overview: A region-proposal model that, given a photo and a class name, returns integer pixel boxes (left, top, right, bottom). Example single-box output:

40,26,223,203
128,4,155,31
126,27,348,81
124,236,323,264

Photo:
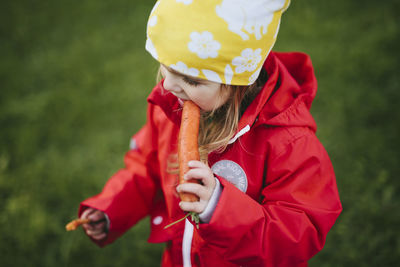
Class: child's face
160,65,230,111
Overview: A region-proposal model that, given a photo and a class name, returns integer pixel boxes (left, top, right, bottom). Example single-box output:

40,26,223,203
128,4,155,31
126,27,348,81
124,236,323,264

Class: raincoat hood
241,51,318,132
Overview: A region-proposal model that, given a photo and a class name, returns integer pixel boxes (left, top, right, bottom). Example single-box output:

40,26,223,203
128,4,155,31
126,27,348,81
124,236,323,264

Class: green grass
1,0,399,266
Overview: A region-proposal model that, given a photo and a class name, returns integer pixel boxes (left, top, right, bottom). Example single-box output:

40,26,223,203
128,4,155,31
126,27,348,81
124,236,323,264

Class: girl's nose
163,73,183,94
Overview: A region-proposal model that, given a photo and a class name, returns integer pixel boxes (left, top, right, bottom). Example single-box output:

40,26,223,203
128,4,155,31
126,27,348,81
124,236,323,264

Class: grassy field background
1,0,399,266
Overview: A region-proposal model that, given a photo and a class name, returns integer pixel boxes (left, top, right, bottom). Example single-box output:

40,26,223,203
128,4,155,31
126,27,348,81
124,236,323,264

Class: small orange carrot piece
178,100,201,202
65,218,91,231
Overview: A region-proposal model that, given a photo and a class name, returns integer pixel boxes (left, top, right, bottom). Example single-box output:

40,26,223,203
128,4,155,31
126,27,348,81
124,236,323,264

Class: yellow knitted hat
146,0,290,85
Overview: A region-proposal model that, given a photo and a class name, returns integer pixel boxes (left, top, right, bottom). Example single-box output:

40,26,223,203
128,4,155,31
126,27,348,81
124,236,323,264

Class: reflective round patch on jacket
211,160,248,193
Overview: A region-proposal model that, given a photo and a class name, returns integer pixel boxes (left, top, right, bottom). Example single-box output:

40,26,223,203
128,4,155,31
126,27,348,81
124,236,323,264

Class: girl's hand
80,208,108,241
176,160,216,214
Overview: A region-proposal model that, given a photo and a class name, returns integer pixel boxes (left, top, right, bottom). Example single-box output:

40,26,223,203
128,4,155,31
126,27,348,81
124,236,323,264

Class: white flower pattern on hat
202,69,222,83
224,64,234,84
148,16,157,27
249,67,262,84
145,38,158,60
188,31,221,59
216,0,287,40
170,61,199,77
176,0,193,4
232,48,262,73
147,1,160,29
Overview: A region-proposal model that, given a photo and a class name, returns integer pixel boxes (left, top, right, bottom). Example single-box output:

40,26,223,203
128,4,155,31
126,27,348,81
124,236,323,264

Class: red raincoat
79,52,342,267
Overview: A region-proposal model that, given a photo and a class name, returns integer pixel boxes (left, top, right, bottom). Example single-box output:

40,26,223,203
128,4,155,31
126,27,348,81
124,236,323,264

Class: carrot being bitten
178,100,201,202
165,100,201,229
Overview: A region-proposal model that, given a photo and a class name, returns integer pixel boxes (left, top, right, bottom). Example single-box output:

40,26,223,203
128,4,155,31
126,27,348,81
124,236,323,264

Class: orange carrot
65,218,91,231
164,100,202,230
178,100,201,202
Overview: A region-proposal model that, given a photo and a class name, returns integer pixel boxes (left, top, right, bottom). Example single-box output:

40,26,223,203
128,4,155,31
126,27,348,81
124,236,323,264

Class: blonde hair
198,73,267,161
157,66,268,163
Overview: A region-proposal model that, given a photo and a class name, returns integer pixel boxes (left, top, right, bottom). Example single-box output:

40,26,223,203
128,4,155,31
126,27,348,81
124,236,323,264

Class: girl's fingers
177,183,210,200
86,226,105,236
81,208,105,223
90,232,107,241
187,160,207,169
179,200,206,214
80,208,95,219
86,229,102,236
91,221,107,231
88,210,105,223
82,219,106,231
82,223,92,231
177,160,217,213
184,168,212,182
85,221,107,236
81,208,96,230
79,208,107,241
185,161,215,188
81,208,106,232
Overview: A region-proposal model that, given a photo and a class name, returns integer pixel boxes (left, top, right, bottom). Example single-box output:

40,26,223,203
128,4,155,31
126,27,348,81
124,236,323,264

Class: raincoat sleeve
78,104,160,247
197,133,342,266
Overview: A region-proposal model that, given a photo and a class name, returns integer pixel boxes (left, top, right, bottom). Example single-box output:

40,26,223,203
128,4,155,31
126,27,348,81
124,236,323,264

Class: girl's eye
182,76,201,86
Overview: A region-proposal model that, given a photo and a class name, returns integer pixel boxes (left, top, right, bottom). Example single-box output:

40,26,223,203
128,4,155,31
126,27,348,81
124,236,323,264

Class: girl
78,0,342,266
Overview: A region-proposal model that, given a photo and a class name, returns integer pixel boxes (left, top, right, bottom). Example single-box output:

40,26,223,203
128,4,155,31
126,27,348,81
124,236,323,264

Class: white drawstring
228,125,250,144
182,219,194,267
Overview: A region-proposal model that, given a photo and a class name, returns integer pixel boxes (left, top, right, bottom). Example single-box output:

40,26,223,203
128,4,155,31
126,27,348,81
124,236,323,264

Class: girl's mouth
171,93,189,106
177,98,184,106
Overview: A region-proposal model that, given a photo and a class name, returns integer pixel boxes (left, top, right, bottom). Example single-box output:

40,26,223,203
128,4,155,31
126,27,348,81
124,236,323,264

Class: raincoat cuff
199,177,222,223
